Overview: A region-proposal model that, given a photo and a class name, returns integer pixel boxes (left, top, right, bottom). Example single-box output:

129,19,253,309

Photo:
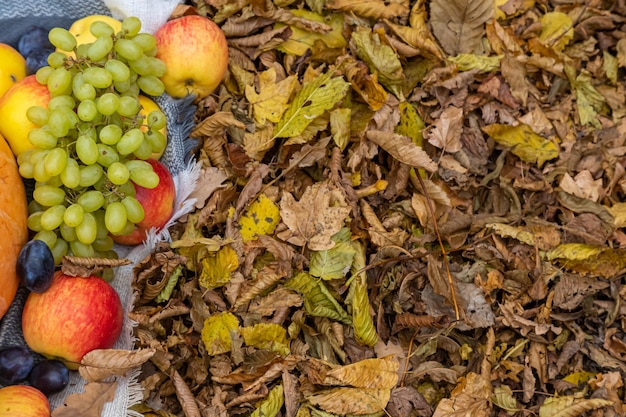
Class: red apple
21,271,124,370
155,15,228,99
112,158,176,245
0,385,50,417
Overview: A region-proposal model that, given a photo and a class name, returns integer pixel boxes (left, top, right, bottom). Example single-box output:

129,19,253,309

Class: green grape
137,75,164,96
147,57,166,78
48,27,77,52
47,67,72,96
105,201,128,233
117,96,140,117
59,223,77,242
104,59,131,83
97,143,120,167
92,209,108,239
124,159,152,171
121,195,144,223
28,199,45,214
47,108,72,137
145,130,166,156
116,181,136,197
113,220,135,237
35,66,54,84
18,161,34,179
76,98,98,122
92,235,114,252
50,238,69,265
87,35,114,61
96,92,120,116
60,157,81,188
113,78,132,93
121,16,142,37
63,203,85,228
44,147,68,177
99,124,123,145
128,55,152,76
90,20,116,37
75,212,97,245
133,138,152,160
130,168,159,189
28,128,58,149
83,66,113,89
78,164,103,187
78,190,106,212
33,230,58,250
132,33,156,52
40,205,66,231
48,95,75,111
76,134,99,165
33,160,52,182
147,110,166,130
27,211,43,232
44,174,63,188
33,185,66,206
47,52,68,69
116,128,144,155
73,73,97,101
75,43,91,59
114,38,143,61
69,240,95,257
106,161,130,185
26,106,49,126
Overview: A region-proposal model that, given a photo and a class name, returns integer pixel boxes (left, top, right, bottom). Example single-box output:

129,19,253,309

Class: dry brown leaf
366,130,437,172
326,0,409,20
171,368,201,417
191,111,246,138
277,181,351,251
432,372,492,417
188,167,229,210
425,106,464,152
323,357,399,389
51,381,117,417
307,387,392,415
430,0,495,56
79,348,156,383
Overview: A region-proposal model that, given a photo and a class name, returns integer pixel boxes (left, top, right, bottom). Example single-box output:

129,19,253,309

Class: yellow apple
155,15,228,99
139,95,168,160
63,15,122,57
0,385,50,417
0,43,27,99
0,74,51,157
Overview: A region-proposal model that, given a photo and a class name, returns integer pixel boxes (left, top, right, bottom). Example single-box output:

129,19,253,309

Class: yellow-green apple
0,74,50,157
0,43,27,99
0,385,50,417
112,158,176,245
21,271,124,370
155,15,228,99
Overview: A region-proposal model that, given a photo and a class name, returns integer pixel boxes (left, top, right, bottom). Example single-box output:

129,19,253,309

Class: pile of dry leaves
80,0,626,416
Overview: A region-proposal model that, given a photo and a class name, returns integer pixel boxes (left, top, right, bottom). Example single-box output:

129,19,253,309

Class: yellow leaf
396,101,425,146
570,69,608,128
286,272,352,324
329,108,351,151
239,193,281,242
251,384,284,417
608,202,626,227
482,123,559,166
245,68,299,125
240,323,290,355
244,123,275,161
447,54,503,72
307,387,392,415
324,357,399,389
326,0,409,20
538,396,612,417
562,371,597,385
487,223,536,247
492,385,521,414
273,68,349,138
349,241,378,347
276,10,346,56
546,243,626,278
200,312,240,356
539,12,574,52
199,245,239,290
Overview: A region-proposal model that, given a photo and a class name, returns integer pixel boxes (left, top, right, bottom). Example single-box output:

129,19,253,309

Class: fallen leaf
307,387,392,415
538,395,612,417
245,68,299,125
79,348,156,382
482,123,559,166
426,106,464,152
201,311,240,356
51,381,117,417
366,130,438,172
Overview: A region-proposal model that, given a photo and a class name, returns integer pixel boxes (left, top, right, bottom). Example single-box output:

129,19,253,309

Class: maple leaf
277,181,351,251
245,67,299,125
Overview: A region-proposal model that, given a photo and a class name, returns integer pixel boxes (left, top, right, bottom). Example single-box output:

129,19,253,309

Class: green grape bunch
17,16,169,264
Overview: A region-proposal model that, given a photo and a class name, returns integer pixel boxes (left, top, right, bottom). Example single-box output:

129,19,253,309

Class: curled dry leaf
79,348,157,383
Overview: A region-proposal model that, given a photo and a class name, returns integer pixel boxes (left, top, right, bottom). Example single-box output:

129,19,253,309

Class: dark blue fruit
16,239,55,293
26,48,53,75
18,26,52,57
0,346,35,385
28,359,70,396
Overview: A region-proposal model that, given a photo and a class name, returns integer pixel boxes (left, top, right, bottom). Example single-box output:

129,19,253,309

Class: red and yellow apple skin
112,158,176,246
0,385,51,417
155,15,228,99
21,271,124,370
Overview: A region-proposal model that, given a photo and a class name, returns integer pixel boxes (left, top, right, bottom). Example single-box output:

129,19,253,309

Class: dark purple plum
28,359,70,396
0,346,35,385
16,239,55,293
18,26,52,57
25,48,53,75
